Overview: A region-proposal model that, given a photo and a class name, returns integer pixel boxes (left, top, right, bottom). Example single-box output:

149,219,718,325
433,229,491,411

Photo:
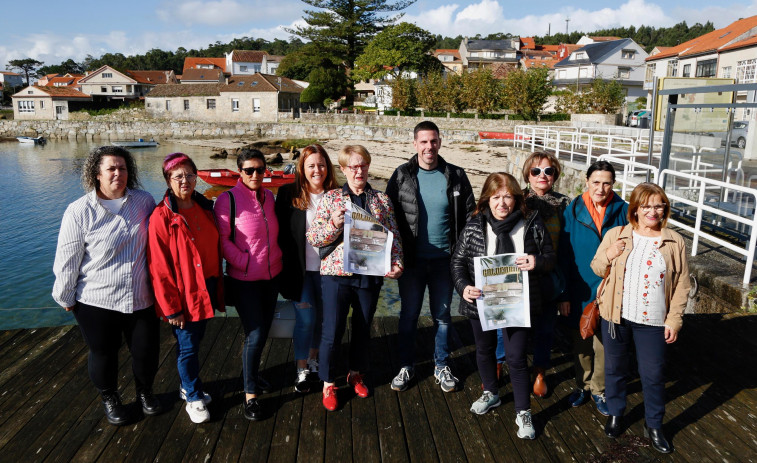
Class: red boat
478,132,530,141
197,169,296,188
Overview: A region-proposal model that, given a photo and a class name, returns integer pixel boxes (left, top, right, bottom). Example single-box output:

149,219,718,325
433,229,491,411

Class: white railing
597,155,659,199
658,169,757,287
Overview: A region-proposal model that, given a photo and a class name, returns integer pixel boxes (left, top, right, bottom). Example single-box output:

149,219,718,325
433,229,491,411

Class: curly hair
81,146,140,192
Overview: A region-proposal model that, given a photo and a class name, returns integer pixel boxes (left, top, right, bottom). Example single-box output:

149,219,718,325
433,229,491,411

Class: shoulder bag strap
228,191,236,243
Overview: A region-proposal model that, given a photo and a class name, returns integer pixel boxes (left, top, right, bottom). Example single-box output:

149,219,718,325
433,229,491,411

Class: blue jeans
319,275,381,383
235,276,280,394
602,318,667,428
397,257,453,368
172,319,208,402
293,271,323,361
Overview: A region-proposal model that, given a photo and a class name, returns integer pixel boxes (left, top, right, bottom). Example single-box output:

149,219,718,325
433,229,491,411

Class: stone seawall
0,116,571,143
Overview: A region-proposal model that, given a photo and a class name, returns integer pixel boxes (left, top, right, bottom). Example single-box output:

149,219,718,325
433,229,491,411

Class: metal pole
659,100,677,189
646,77,658,182
720,109,735,203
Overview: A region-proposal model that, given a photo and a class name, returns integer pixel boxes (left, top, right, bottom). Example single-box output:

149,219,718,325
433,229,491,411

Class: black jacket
274,183,308,301
450,211,556,319
385,154,475,268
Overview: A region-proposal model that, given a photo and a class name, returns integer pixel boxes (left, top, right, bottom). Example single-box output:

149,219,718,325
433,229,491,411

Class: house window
112,86,123,93
102,73,112,78
667,60,678,77
166,100,171,110
101,86,107,92
722,66,732,79
240,65,248,72
232,99,239,112
618,67,631,79
696,59,717,78
27,90,33,94
253,98,260,113
18,100,35,112
622,49,636,59
682,64,691,77
40,101,44,109
557,70,566,79
574,52,587,60
184,99,189,110
736,59,757,83
645,63,656,82
207,99,216,109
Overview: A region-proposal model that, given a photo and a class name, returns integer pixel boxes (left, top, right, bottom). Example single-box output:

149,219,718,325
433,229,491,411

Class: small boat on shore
16,136,46,145
478,132,530,141
198,168,296,188
111,139,159,148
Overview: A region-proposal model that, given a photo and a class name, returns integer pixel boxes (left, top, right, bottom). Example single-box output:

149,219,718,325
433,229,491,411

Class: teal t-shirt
416,167,450,258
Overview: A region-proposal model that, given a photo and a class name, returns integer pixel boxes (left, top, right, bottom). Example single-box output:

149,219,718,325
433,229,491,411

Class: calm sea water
0,140,437,330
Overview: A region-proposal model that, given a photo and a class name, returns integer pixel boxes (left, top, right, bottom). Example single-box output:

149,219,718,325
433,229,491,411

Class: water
0,140,440,330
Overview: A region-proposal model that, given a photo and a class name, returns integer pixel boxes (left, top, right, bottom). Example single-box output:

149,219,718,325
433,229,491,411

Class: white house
1,71,24,90
459,38,521,72
225,50,280,76
12,85,92,120
552,38,649,101
78,65,178,101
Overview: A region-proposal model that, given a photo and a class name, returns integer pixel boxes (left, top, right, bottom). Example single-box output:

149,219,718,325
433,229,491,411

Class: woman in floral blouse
306,145,403,411
591,183,691,454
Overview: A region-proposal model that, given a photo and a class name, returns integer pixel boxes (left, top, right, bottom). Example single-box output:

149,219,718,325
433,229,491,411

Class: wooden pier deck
0,314,755,462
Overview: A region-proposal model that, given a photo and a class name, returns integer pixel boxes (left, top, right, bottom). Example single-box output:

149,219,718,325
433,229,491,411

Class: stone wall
0,117,570,143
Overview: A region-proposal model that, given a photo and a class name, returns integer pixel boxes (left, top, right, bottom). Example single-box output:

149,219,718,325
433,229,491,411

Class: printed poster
473,253,530,330
343,204,393,276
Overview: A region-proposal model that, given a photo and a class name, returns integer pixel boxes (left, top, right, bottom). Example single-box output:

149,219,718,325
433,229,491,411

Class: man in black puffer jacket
386,120,475,393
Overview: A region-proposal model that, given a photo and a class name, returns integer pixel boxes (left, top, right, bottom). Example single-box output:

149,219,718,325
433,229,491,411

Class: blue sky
2,0,756,70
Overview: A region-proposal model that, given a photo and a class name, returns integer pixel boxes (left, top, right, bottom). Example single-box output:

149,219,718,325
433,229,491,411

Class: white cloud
157,0,298,26
673,1,757,28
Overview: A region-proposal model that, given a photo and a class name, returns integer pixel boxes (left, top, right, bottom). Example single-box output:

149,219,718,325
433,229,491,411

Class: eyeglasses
170,173,197,183
346,164,369,173
530,167,555,177
639,204,666,212
241,166,266,176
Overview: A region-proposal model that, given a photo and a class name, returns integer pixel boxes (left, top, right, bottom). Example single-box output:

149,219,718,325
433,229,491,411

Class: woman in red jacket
148,153,223,424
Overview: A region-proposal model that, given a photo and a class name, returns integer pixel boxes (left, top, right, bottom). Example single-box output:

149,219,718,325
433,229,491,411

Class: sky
1,0,756,71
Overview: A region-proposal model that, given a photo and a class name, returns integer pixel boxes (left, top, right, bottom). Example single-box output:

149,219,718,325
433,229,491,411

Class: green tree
415,72,446,112
300,67,349,106
353,22,442,81
6,58,44,86
463,68,501,115
285,0,415,73
441,73,468,113
501,67,551,120
390,76,417,111
589,79,625,113
37,59,85,77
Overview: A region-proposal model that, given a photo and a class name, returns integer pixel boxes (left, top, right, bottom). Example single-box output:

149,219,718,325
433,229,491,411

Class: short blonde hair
628,183,671,229
338,145,371,167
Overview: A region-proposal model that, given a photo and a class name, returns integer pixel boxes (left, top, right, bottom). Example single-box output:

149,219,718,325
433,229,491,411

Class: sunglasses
241,166,266,176
530,167,555,177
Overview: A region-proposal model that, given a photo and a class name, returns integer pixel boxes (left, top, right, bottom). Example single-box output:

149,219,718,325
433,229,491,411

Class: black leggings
73,303,159,395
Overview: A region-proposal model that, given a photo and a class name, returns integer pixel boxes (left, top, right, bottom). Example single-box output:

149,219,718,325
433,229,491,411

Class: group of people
52,121,690,453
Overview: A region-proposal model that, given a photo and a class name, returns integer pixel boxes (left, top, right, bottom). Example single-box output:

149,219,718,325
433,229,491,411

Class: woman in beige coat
590,183,691,454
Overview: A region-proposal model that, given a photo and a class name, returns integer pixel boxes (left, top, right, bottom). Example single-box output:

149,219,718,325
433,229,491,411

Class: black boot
605,416,623,438
644,423,672,454
137,389,163,416
102,392,129,426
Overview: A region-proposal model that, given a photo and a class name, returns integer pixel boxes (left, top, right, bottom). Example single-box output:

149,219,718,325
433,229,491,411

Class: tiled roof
0,71,21,76
521,37,536,49
541,45,560,53
45,76,82,87
491,62,518,79
522,58,557,69
181,68,223,82
30,86,91,98
591,36,622,42
554,39,633,67
231,50,268,63
719,34,757,52
222,74,303,93
145,84,222,97
266,55,284,63
466,39,517,51
522,50,554,58
434,49,461,59
648,15,757,60
183,57,227,72
125,70,174,84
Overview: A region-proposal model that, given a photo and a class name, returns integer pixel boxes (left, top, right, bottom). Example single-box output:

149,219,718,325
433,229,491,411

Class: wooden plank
323,318,354,463
382,316,440,462
0,328,28,356
349,319,380,463
0,326,69,391
267,337,301,463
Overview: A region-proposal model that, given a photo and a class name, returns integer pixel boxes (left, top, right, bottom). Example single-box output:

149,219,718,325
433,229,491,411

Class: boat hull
478,132,530,141
197,169,295,188
111,141,159,148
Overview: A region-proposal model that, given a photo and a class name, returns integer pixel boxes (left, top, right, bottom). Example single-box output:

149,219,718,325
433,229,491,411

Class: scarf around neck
483,208,523,254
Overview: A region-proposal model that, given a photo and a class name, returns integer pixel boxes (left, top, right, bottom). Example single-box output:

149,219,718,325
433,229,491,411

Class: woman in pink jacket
214,149,283,421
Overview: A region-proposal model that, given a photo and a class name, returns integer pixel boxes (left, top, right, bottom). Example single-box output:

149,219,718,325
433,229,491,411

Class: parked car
706,121,749,149
626,110,648,127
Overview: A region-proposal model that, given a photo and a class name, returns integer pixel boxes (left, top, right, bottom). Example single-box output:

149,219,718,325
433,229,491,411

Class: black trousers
73,303,159,395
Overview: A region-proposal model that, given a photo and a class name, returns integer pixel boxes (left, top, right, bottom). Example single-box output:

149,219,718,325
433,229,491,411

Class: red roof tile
648,15,757,61
28,86,91,98
183,57,227,73
719,34,757,52
181,68,223,82
223,74,303,93
230,50,268,63
521,37,536,49
124,70,176,84
591,36,622,42
522,58,557,69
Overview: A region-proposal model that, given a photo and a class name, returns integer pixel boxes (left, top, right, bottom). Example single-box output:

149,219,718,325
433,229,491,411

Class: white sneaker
516,409,536,439
186,400,210,423
434,366,459,393
307,358,319,375
470,391,501,415
180,387,212,405
391,366,414,392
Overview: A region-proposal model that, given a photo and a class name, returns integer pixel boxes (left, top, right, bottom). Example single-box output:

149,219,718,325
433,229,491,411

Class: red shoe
347,372,370,398
533,367,548,398
322,385,338,411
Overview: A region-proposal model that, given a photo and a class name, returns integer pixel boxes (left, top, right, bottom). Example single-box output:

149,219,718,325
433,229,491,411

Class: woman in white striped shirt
53,146,162,426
